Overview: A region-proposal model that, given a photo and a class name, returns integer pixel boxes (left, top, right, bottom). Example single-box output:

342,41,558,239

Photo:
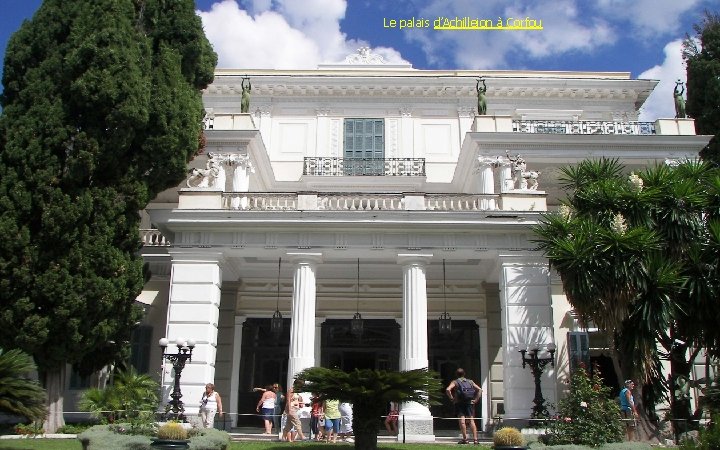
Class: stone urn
150,438,190,449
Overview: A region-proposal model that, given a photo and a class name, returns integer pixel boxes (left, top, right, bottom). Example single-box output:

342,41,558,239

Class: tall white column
397,253,435,441
229,316,246,424
498,254,556,420
163,251,223,416
286,252,322,388
229,153,254,209
475,156,498,210
499,160,514,192
477,318,490,432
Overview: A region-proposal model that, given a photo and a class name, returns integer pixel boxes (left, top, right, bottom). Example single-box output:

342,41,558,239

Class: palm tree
294,367,443,450
78,366,159,424
533,159,720,435
0,348,46,421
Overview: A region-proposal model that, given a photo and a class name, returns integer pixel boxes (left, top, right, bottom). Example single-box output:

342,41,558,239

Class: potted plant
151,422,190,449
493,426,527,450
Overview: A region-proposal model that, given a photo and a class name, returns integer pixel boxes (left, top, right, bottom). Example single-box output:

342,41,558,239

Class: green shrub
528,443,653,450
544,365,623,446
189,428,231,450
14,421,43,435
77,424,230,450
57,422,94,434
494,426,525,446
78,425,152,450
680,417,720,450
157,422,189,440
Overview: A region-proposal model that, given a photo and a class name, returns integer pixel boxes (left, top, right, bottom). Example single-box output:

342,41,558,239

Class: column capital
397,253,433,266
286,252,323,265
167,250,226,265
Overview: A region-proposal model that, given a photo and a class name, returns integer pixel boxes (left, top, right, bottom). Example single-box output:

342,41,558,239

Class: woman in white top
256,384,277,434
200,383,223,428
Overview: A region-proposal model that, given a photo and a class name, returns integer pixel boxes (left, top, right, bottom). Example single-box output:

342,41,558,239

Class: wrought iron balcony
512,120,656,135
303,157,426,177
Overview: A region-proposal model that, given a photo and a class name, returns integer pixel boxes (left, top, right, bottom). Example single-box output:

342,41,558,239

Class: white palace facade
124,51,709,438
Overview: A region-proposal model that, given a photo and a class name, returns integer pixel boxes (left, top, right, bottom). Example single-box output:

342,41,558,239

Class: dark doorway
236,318,290,427
321,319,400,371
429,320,481,430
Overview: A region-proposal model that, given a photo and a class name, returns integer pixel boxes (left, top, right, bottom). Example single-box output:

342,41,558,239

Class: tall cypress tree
684,11,720,165
0,0,216,432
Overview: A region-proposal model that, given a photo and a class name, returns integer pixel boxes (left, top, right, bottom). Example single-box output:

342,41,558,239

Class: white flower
628,172,644,193
610,213,627,234
580,401,588,408
558,204,572,220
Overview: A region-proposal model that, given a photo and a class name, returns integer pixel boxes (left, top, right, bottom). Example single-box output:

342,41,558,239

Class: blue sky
0,0,715,120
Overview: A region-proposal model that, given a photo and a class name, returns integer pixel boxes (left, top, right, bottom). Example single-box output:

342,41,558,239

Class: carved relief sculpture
506,151,541,190
187,154,225,189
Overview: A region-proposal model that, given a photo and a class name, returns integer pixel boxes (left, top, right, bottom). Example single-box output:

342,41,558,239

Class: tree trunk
669,342,693,439
44,365,66,433
353,402,381,450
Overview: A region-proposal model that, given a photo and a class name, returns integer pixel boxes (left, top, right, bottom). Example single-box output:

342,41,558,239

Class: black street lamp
518,343,556,419
159,337,196,421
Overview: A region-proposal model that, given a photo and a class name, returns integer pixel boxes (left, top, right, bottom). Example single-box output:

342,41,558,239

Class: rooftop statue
674,80,686,119
241,77,252,114
476,78,487,116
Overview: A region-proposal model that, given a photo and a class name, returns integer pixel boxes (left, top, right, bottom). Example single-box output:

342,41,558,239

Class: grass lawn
0,439,82,450
0,440,480,450
0,439,661,450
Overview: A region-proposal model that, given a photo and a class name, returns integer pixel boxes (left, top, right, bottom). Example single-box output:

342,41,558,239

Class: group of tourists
254,383,354,442
239,368,641,444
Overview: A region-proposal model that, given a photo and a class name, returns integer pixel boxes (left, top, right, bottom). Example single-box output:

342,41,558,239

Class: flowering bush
14,422,43,436
544,365,623,446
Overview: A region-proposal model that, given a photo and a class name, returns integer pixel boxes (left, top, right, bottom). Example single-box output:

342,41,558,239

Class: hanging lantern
271,258,283,336
350,259,363,338
438,259,452,335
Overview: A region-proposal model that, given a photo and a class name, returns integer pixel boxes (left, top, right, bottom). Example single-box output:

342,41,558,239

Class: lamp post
518,343,556,419
159,337,196,421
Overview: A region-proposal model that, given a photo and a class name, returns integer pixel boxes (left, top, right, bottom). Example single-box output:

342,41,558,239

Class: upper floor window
343,119,384,175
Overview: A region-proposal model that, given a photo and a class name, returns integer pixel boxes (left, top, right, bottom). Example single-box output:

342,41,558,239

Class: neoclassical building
130,50,708,438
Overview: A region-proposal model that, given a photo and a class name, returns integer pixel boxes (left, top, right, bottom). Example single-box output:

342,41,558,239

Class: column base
396,416,435,442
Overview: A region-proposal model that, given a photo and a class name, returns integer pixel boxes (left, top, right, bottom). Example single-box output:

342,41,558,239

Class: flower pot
150,438,190,449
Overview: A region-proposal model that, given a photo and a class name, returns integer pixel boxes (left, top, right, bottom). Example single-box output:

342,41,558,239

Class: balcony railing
222,192,502,212
512,120,656,135
141,229,171,246
303,157,426,177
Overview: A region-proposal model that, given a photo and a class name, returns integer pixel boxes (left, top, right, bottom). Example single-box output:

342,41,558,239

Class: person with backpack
446,368,482,445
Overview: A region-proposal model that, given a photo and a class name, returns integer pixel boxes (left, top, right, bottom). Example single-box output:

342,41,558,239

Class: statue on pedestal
241,76,252,113
674,80,686,119
476,78,487,116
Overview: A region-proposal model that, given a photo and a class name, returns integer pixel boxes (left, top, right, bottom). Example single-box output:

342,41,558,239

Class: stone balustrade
140,228,171,246
213,192,520,212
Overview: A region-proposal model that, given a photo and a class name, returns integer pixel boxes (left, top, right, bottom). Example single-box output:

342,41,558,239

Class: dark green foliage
0,0,216,431
78,367,159,433
545,366,624,447
0,348,46,421
533,159,720,432
294,367,443,450
684,12,720,165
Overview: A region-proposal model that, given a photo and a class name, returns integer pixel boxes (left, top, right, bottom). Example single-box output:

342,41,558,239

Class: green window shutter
568,331,590,372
